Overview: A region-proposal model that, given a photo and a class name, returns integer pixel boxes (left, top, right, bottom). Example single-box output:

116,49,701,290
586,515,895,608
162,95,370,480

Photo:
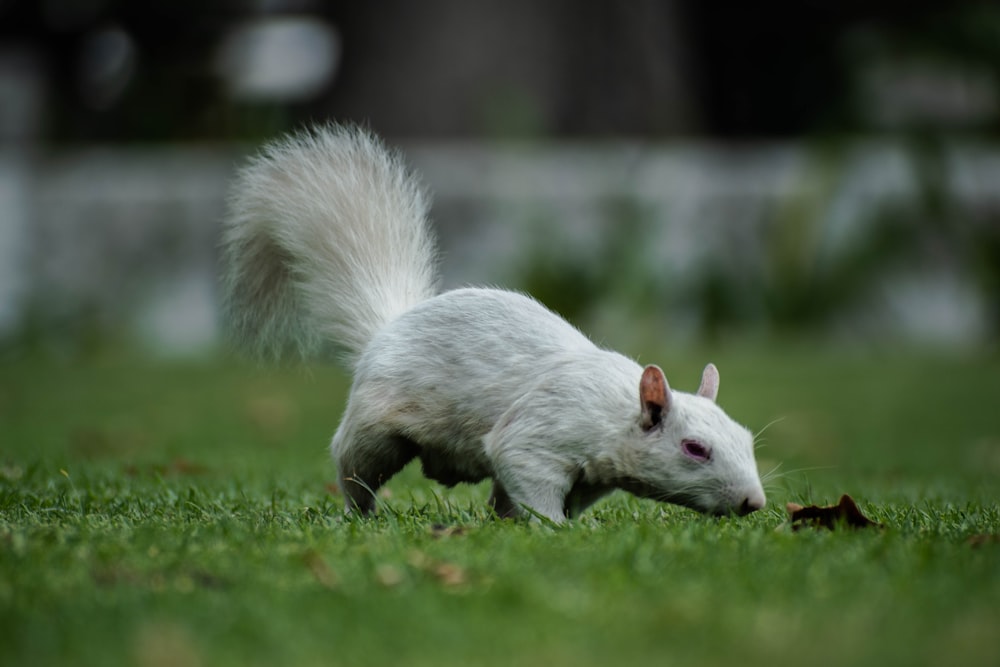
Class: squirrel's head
625,363,766,517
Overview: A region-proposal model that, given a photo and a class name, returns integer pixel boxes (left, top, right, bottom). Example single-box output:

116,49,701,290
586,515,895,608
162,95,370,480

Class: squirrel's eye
682,440,711,462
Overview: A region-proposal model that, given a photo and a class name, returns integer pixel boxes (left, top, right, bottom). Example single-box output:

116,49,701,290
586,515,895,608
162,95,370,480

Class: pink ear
640,365,670,430
697,363,719,402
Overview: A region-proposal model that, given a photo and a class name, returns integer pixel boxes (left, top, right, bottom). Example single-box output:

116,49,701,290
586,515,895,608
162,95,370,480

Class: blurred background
1,0,998,357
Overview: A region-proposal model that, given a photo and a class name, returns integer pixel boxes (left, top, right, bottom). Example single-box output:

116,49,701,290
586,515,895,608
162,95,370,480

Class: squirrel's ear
697,363,720,402
640,365,670,431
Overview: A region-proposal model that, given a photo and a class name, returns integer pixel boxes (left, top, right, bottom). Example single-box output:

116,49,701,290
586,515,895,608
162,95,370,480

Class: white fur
220,123,437,367
220,124,766,523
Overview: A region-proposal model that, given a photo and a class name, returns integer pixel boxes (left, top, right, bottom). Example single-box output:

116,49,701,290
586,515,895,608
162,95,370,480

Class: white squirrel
220,123,766,523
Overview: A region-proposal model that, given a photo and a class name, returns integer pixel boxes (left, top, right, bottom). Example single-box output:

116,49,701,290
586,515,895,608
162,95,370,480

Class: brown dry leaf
429,523,467,539
91,564,142,588
374,564,405,587
0,464,23,481
302,550,338,589
323,482,341,496
164,458,209,476
125,458,209,478
432,562,468,587
787,494,883,531
71,426,148,459
133,621,203,667
406,550,432,569
406,551,470,588
966,534,1000,548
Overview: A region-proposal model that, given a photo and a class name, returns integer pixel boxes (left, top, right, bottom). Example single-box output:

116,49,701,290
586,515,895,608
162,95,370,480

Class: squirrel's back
219,123,438,368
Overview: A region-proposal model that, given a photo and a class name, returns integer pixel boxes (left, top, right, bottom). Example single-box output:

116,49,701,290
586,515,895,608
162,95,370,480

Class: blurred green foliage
511,141,1000,344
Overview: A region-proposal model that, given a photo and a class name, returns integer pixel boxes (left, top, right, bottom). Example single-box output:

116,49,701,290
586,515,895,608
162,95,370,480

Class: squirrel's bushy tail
220,123,438,368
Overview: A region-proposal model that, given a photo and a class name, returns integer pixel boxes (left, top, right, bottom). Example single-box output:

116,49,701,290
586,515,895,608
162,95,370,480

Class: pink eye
682,440,711,462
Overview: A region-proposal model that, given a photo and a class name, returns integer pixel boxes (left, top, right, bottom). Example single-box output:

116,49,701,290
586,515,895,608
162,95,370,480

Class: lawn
1,343,999,666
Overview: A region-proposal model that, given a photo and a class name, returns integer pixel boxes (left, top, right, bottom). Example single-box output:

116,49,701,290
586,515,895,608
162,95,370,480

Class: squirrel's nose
738,492,766,516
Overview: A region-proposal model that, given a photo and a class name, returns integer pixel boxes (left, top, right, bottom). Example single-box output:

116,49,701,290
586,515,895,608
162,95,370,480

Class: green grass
2,344,999,667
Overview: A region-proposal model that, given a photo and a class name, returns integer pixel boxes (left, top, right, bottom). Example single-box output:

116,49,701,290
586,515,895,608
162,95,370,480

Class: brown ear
640,365,670,431
697,363,719,402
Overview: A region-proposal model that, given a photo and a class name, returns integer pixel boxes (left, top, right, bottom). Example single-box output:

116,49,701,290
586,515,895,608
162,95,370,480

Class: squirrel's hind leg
488,481,519,519
333,422,418,516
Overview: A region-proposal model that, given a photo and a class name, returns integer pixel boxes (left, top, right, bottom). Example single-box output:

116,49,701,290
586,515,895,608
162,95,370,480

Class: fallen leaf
406,550,432,569
429,524,467,539
406,551,470,588
133,621,202,667
374,564,405,587
163,458,209,476
124,459,209,478
433,562,468,587
966,534,1000,548
787,494,883,531
0,464,23,481
302,550,338,589
91,564,142,588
